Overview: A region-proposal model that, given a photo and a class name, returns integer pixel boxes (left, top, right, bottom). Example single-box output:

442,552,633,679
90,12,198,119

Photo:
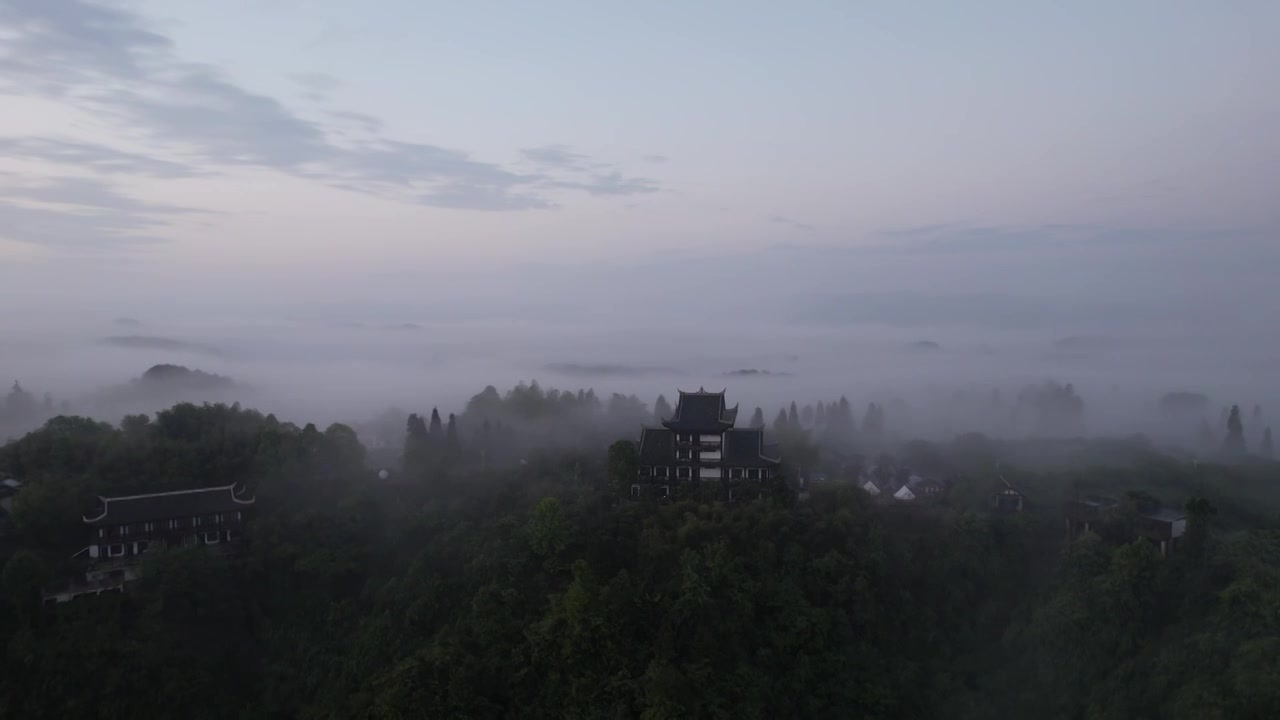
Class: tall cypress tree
863,402,885,436
654,394,673,422
1262,427,1274,459
1222,404,1246,455
403,413,430,476
815,402,827,425
429,407,443,437
749,407,765,428
774,409,790,434
788,402,799,426
445,415,460,448
801,404,814,426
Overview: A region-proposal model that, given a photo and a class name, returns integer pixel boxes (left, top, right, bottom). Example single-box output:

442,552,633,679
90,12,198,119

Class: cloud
416,184,552,211
0,0,660,212
521,144,589,170
0,175,201,249
863,223,1203,255
523,145,660,196
0,137,200,178
6,176,196,213
643,154,668,163
290,72,340,93
769,215,815,232
290,71,340,102
0,0,170,90
327,110,382,134
550,172,660,197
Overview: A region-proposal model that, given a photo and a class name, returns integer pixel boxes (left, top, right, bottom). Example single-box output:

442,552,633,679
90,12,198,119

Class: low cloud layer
0,0,660,225
0,137,200,178
0,174,202,249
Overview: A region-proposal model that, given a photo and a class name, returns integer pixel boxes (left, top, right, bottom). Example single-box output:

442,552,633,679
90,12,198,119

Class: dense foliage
1,399,1278,718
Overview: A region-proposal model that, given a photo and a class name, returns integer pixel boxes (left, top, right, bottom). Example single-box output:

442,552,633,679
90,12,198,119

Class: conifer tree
838,396,852,428
801,404,814,426
857,402,886,436
749,407,765,428
654,394,673,422
788,401,799,426
403,414,430,476
1222,404,1246,455
774,409,790,434
1262,427,1274,459
429,407,443,437
446,413,460,453
5,381,35,420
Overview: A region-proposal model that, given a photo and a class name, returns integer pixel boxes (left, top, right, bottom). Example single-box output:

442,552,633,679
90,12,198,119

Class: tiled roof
1141,507,1186,523
638,428,675,466
662,389,738,432
722,428,780,466
84,484,254,525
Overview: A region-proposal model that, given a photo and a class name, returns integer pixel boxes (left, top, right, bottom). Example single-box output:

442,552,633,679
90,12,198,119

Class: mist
4,291,1275,454
1,0,1276,446
5,3,1280,717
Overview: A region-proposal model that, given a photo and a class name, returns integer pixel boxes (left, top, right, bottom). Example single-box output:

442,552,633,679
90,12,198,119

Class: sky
1,0,1278,426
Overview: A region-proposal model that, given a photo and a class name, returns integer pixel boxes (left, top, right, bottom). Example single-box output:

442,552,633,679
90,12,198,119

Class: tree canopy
1,394,1279,719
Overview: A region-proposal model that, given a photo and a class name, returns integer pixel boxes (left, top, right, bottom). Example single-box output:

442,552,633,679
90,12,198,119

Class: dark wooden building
992,476,1026,513
45,484,256,604
635,389,780,501
1064,495,1186,556
82,483,256,561
1064,495,1117,538
0,476,21,512
1133,506,1187,556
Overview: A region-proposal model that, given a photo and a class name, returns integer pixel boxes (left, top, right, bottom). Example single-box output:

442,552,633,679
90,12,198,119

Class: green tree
323,423,366,478
527,496,570,561
1183,496,1216,559
445,413,460,458
654,394,672,422
607,439,638,496
4,381,36,419
1,550,49,625
403,413,430,477
1221,404,1246,455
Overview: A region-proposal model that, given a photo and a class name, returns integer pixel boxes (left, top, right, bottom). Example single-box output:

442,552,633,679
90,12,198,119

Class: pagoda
635,388,779,501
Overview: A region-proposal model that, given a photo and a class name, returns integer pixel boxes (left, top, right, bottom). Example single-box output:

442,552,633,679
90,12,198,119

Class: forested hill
1,401,1279,718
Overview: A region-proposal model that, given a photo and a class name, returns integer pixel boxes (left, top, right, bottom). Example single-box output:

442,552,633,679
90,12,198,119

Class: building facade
45,483,255,604
993,476,1026,513
82,483,256,560
635,389,780,501
1064,495,1186,556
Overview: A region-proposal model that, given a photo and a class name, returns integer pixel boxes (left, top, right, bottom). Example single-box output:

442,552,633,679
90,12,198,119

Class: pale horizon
2,0,1277,432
